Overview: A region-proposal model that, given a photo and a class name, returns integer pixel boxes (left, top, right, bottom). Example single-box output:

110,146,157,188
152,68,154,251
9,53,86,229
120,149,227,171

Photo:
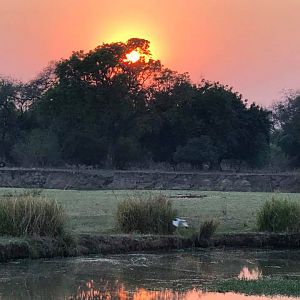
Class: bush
0,193,66,237
116,194,177,234
257,197,300,233
113,136,141,169
12,129,62,167
173,136,219,167
61,133,108,165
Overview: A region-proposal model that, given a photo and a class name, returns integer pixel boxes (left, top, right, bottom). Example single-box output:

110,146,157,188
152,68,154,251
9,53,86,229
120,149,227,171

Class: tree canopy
0,38,273,170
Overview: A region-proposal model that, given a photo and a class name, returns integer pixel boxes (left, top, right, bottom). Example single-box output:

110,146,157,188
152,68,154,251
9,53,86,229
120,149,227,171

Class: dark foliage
273,93,300,167
0,39,272,169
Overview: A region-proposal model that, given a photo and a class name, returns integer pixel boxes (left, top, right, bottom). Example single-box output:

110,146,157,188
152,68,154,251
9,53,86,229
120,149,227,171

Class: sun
125,50,140,63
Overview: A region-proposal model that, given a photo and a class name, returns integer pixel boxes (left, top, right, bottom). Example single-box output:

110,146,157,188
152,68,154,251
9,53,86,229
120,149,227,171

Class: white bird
172,218,189,228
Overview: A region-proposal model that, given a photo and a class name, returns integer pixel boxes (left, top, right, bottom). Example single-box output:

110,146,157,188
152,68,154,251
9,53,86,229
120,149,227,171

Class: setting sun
125,50,140,63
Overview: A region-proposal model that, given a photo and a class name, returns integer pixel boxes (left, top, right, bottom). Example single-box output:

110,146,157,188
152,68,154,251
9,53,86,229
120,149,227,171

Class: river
0,249,299,299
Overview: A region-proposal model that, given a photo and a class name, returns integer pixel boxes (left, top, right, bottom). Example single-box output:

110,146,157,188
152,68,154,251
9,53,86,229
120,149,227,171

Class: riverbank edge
0,232,299,263
0,168,300,192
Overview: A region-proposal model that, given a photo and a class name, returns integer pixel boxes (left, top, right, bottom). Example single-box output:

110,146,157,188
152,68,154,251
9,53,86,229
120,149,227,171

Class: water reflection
0,250,299,299
238,266,262,280
67,280,298,300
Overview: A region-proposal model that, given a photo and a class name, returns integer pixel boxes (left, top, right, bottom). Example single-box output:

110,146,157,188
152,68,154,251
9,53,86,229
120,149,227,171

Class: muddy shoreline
0,233,299,263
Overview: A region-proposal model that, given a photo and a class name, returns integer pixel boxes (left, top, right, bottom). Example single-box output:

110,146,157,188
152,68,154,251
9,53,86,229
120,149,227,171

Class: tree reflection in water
67,279,297,300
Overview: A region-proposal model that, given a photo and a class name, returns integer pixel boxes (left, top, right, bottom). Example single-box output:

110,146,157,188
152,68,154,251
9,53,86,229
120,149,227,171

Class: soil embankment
0,235,189,262
0,233,299,263
0,168,300,192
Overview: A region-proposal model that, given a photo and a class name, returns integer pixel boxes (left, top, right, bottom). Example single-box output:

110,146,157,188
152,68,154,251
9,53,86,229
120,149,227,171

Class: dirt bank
0,168,300,192
0,233,299,263
0,235,189,262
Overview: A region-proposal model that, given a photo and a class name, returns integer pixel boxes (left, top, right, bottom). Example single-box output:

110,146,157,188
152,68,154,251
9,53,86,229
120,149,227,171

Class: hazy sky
1,0,300,106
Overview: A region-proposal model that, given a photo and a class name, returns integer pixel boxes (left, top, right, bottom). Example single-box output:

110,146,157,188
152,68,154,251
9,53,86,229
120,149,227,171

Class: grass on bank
0,189,299,234
212,278,300,297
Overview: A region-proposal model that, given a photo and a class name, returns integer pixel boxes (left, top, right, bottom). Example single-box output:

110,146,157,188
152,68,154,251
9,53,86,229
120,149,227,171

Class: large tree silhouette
2,38,272,169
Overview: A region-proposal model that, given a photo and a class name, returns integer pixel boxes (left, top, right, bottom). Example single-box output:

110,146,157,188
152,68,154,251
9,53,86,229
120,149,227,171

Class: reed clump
116,194,177,234
0,192,66,237
198,219,219,240
257,196,300,233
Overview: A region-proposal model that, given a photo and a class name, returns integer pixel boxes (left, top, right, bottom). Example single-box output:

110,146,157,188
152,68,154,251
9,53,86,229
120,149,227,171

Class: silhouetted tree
0,78,20,161
35,39,161,166
274,93,300,166
0,39,273,170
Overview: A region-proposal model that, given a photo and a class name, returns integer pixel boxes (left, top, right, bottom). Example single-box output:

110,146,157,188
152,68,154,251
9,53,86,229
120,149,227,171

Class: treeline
0,38,299,170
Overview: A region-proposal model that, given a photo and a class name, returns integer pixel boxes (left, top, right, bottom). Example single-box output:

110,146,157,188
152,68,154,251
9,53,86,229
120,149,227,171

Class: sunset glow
2,0,300,104
101,25,161,60
125,50,140,63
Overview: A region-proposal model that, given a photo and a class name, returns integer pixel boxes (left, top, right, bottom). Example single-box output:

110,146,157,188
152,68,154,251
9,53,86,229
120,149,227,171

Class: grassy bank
0,189,299,234
211,278,300,297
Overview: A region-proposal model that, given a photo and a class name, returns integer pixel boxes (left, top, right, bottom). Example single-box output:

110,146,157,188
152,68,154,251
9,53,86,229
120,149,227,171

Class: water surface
0,249,299,299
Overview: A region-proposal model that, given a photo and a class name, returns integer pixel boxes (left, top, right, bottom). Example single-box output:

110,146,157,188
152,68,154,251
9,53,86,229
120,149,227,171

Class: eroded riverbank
0,233,300,263
0,168,299,192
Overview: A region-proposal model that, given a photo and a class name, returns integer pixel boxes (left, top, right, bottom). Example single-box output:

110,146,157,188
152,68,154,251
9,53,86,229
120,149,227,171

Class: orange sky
1,0,300,106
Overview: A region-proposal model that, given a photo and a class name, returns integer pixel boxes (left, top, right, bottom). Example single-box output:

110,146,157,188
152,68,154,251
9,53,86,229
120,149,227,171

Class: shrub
116,194,177,234
173,136,219,167
12,129,62,167
257,197,300,233
0,193,66,237
113,136,141,169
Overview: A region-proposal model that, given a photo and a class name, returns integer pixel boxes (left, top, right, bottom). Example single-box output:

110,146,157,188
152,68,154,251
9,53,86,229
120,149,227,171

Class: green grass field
0,188,299,234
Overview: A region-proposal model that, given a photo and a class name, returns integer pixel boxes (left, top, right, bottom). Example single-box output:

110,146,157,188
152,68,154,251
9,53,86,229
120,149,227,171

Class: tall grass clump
0,193,66,237
116,194,177,234
198,219,219,240
257,196,300,233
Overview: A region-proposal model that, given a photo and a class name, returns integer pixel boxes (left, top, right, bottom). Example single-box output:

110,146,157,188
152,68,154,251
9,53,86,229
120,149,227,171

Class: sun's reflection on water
238,266,262,281
66,279,298,300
